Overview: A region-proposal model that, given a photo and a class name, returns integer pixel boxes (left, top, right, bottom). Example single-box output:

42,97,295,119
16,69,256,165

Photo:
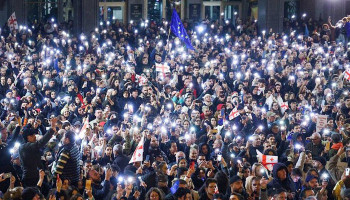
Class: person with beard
226,176,247,200
305,133,324,159
144,136,168,164
0,121,21,193
267,163,296,195
87,168,112,200
19,118,57,187
53,130,80,187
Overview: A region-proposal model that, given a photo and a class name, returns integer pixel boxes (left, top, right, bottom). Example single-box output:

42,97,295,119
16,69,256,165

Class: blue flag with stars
170,9,194,50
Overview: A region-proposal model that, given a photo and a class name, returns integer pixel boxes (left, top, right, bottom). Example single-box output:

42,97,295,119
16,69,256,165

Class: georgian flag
229,107,240,120
155,63,170,73
136,74,147,86
256,150,278,171
280,102,289,114
78,116,89,139
7,12,18,31
344,70,350,82
129,135,145,163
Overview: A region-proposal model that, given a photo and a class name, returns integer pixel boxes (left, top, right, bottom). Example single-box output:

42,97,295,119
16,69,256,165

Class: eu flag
170,9,194,50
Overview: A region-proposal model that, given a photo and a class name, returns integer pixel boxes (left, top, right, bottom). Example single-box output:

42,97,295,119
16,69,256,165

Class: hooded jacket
267,163,296,193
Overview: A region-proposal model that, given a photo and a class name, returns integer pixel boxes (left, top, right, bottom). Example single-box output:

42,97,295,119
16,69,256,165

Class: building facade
0,0,349,33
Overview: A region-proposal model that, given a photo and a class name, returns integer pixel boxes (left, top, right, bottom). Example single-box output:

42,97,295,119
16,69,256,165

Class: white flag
129,135,145,163
78,116,89,139
229,107,240,120
7,12,18,31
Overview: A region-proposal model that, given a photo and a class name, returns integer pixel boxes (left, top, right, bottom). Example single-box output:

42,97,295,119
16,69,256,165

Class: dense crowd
0,12,349,200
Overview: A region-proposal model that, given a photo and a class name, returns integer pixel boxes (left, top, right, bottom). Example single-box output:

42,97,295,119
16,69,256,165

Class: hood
272,163,288,179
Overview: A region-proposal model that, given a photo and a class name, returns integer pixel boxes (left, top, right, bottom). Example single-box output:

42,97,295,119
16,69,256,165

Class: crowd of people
0,11,349,200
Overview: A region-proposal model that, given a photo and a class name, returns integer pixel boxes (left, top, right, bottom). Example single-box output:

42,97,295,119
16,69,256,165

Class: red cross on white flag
280,102,289,114
344,70,350,82
156,63,170,74
7,12,18,31
256,150,278,171
136,74,147,86
78,116,89,139
129,135,145,163
229,107,240,120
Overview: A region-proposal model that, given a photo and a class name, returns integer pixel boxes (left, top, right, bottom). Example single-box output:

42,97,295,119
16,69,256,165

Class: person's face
95,110,103,119
149,191,160,200
189,149,198,160
105,147,112,156
252,179,261,192
304,189,315,198
27,134,36,143
32,194,40,200
308,178,318,189
253,136,261,147
207,182,217,195
268,137,276,144
312,160,321,168
150,137,159,148
277,169,287,180
229,195,239,200
179,159,187,168
275,192,287,200
88,170,101,183
231,180,243,193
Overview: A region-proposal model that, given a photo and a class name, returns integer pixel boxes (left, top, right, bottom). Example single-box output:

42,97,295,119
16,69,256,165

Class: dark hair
174,188,191,198
65,130,76,144
145,187,165,200
300,187,313,199
205,178,217,188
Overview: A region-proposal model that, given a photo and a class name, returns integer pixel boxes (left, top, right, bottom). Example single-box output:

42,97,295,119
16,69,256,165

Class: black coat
19,129,54,181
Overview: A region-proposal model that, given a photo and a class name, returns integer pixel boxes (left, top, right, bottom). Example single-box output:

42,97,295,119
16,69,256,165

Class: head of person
145,187,165,200
174,187,192,200
272,163,288,181
62,130,75,145
312,157,326,170
87,169,101,184
205,178,218,197
22,124,37,143
230,175,243,194
21,187,41,200
300,187,315,200
305,175,318,189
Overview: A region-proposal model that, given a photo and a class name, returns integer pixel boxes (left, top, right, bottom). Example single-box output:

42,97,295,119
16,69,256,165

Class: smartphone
190,161,195,170
85,180,92,190
325,141,330,151
217,155,222,162
145,155,150,162
106,163,111,170
346,168,350,176
3,173,11,179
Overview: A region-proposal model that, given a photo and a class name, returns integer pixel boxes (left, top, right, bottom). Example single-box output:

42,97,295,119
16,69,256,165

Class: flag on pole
170,9,194,50
7,12,18,31
129,135,145,163
78,116,89,139
256,150,278,171
229,107,240,120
